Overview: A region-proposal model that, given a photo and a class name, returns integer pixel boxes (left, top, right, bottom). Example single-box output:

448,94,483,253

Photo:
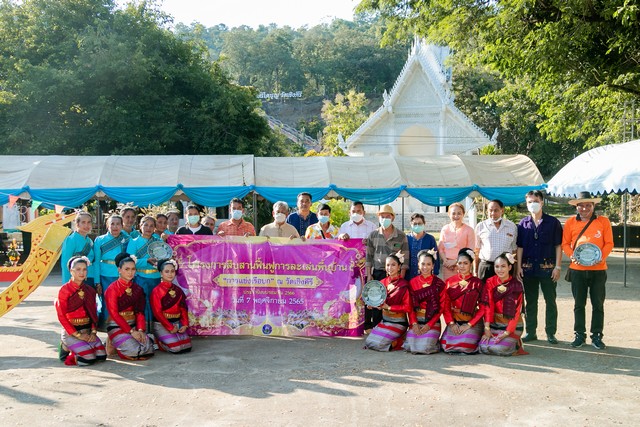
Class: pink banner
168,236,366,337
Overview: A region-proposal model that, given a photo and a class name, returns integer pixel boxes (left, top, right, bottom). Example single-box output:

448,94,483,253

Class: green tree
320,90,369,156
0,0,280,156
357,0,640,155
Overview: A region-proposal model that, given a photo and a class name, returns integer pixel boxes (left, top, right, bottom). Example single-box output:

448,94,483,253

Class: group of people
363,190,613,356
55,189,613,364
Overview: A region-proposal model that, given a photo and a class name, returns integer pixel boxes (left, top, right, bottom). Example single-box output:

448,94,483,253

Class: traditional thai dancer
104,253,155,360
61,211,95,287
93,214,130,328
126,215,162,330
364,254,412,351
404,250,446,354
55,256,106,366
150,259,192,354
440,248,485,354
479,252,525,356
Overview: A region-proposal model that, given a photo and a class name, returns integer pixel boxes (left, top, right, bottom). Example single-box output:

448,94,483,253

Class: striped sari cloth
403,312,441,354
440,322,483,354
364,310,408,352
60,328,107,366
479,318,524,356
152,321,192,354
107,320,155,360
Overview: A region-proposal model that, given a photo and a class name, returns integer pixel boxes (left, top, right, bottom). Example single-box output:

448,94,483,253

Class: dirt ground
1,252,639,426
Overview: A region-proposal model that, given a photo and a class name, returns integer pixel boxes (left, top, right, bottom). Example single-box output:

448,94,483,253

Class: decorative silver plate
148,241,173,260
362,280,387,307
574,242,602,266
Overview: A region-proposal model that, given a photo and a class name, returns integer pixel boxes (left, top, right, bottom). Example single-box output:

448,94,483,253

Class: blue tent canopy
0,154,544,208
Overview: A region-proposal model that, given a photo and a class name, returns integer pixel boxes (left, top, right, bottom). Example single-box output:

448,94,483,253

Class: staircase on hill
265,114,321,152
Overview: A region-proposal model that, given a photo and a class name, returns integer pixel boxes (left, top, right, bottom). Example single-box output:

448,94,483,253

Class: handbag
565,216,596,282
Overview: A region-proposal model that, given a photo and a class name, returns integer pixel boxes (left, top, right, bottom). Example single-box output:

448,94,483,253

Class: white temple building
339,39,496,157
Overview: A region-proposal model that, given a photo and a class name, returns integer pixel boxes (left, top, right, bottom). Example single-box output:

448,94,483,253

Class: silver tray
362,280,387,307
148,241,173,260
574,242,602,266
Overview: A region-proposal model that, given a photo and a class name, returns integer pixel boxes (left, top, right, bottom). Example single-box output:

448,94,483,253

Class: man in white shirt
475,199,517,280
338,201,377,240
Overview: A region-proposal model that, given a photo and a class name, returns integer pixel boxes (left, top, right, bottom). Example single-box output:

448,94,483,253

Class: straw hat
377,205,395,217
568,191,602,206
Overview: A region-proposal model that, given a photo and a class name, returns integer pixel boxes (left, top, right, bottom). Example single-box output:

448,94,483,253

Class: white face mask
492,217,502,223
187,215,200,226
318,215,330,224
274,213,286,224
527,202,542,214
350,213,364,223
231,210,243,220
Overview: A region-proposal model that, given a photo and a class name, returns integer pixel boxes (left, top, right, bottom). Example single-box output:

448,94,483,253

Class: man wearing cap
516,190,563,344
562,191,614,349
364,205,409,330
475,199,517,280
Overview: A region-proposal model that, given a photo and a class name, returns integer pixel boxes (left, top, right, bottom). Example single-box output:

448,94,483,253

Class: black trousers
523,275,558,335
570,269,607,337
364,269,385,329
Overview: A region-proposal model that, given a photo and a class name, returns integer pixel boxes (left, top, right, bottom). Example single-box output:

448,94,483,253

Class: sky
159,0,359,29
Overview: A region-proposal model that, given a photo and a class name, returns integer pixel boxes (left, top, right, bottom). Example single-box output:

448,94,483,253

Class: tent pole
401,197,405,231
623,192,628,287
252,191,258,232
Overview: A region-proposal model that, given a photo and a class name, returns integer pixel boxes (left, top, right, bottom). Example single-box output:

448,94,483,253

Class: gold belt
164,313,181,319
118,311,135,321
69,317,90,326
416,308,426,314
101,260,116,265
137,269,157,274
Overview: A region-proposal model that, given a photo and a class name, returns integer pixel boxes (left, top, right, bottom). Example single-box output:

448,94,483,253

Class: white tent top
0,154,544,207
546,140,640,197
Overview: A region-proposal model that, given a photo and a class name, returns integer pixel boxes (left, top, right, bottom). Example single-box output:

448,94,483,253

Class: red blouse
483,275,524,334
150,281,189,331
407,274,446,328
55,280,98,335
442,274,485,326
380,276,412,314
104,278,146,333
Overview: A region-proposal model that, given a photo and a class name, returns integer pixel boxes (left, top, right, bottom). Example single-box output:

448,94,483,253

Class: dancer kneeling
479,252,524,356
104,253,155,360
150,259,192,354
364,254,412,351
404,250,445,354
55,256,106,366
440,248,485,354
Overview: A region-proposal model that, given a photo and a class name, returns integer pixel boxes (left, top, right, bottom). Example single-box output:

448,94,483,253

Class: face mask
527,202,541,214
350,213,364,223
411,224,425,234
231,210,243,220
379,217,392,229
318,215,330,224
492,217,502,223
274,213,286,224
187,215,200,225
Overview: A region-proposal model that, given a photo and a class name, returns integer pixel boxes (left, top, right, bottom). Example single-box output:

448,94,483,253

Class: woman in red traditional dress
150,259,192,354
55,256,106,366
404,250,446,354
480,252,525,356
440,248,485,354
364,254,412,351
104,253,155,360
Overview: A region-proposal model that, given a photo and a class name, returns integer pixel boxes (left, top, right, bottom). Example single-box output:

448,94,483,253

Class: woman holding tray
364,254,412,351
150,259,192,354
404,249,446,354
440,248,485,354
479,252,525,356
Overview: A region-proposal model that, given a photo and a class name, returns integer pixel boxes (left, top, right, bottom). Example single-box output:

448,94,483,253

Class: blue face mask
411,224,425,234
231,210,243,220
379,217,392,229
318,215,330,224
187,215,200,225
